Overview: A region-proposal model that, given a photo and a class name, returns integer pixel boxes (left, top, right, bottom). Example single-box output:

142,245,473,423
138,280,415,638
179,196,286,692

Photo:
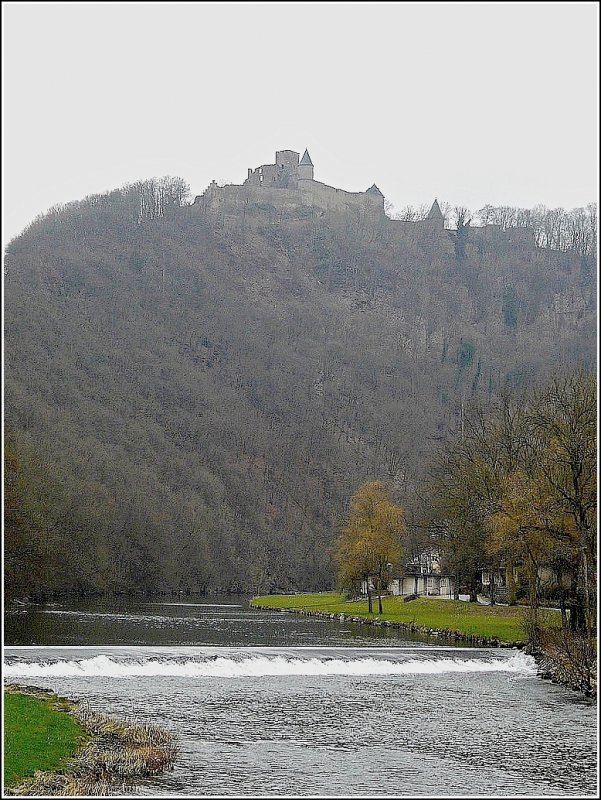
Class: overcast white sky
2,2,599,247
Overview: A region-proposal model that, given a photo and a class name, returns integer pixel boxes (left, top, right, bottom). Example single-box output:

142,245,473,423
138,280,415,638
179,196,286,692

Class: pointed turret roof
427,199,444,220
300,149,313,166
367,183,384,197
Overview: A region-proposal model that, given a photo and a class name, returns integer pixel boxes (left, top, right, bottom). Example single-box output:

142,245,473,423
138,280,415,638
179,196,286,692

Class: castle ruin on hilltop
195,148,442,224
193,148,533,249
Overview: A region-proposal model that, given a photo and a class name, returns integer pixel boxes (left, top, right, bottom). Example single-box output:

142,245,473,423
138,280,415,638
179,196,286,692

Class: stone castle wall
197,179,384,218
300,180,384,215
198,182,306,213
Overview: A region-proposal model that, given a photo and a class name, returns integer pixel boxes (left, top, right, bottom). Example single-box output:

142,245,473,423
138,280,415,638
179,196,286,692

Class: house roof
367,183,384,197
300,149,313,166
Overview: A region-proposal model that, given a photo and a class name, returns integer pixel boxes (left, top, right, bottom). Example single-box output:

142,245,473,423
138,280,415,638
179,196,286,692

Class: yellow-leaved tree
336,481,406,614
486,472,560,629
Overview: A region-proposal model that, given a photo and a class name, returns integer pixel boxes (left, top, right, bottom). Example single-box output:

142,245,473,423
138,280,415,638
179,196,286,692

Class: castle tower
366,184,385,213
427,199,444,226
275,150,300,170
367,184,384,198
298,149,314,181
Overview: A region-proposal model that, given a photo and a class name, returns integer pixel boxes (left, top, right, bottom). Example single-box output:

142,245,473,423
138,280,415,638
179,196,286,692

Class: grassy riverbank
4,690,87,787
252,592,562,644
4,685,177,796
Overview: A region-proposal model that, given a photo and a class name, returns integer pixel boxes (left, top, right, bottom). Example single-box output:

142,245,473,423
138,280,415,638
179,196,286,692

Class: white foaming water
3,651,537,678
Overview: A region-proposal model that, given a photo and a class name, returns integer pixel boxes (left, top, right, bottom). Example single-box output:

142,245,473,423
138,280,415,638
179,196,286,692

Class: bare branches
426,370,596,633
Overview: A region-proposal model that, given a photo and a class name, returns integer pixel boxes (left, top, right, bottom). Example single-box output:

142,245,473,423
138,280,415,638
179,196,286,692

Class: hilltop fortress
195,148,443,227
193,148,534,248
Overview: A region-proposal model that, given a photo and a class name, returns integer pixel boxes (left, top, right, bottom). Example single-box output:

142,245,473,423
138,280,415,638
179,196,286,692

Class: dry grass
4,685,177,796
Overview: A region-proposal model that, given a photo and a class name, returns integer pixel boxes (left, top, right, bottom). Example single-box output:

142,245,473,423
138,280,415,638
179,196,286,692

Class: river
3,596,597,796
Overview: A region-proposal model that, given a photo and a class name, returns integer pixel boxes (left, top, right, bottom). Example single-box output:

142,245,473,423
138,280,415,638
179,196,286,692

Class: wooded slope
4,182,596,598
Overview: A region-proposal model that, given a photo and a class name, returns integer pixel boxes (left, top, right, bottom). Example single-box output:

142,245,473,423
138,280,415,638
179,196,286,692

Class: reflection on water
5,594,465,647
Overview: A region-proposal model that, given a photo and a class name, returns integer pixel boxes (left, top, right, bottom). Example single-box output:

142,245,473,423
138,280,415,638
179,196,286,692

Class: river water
3,596,597,797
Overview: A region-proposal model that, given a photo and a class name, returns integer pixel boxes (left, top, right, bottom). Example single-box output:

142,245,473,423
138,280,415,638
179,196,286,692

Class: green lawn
3,691,88,787
251,592,561,643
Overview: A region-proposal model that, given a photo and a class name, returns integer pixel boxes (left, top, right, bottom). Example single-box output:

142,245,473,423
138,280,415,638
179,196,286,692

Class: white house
389,549,455,598
362,549,456,599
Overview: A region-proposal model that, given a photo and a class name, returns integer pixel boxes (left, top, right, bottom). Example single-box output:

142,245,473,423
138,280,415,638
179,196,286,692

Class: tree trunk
556,566,569,630
528,569,539,631
377,570,383,615
570,593,586,631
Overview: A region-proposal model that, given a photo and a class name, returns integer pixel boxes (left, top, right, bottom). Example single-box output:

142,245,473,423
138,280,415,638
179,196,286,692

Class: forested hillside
4,179,596,600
